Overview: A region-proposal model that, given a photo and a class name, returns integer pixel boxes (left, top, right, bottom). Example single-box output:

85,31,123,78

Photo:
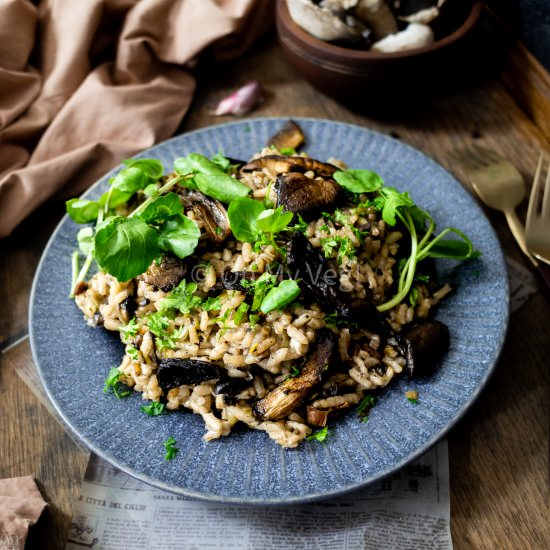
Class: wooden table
1,20,549,550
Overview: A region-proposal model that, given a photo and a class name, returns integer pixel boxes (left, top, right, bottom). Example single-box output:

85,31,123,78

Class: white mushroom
286,0,362,42
393,0,447,25
370,22,434,52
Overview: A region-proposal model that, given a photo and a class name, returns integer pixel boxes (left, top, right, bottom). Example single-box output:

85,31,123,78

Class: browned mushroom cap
306,400,353,427
266,120,305,150
401,320,450,378
138,255,187,292
178,190,231,243
253,329,337,421
241,155,338,178
276,171,341,216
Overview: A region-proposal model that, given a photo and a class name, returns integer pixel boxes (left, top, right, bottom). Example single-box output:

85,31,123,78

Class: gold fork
454,145,538,266
526,152,550,266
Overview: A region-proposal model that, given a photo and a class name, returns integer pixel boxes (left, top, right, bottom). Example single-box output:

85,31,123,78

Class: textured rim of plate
29,117,509,504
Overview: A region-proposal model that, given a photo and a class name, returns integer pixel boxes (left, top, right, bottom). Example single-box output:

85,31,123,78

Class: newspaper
3,256,535,550
66,442,450,550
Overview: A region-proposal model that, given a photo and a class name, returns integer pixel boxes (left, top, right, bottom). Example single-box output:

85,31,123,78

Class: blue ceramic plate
30,118,509,503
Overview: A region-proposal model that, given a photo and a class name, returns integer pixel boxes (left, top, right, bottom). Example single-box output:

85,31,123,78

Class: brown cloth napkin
0,0,273,238
0,476,47,550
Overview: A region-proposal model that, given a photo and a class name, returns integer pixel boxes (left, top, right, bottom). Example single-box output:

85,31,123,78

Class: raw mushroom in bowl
285,0,453,52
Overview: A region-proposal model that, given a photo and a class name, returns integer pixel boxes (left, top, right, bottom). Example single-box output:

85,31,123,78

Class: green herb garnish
163,436,179,460
406,390,418,405
260,279,301,314
67,164,201,289
333,168,480,311
306,426,329,442
141,402,165,416
357,394,377,422
285,365,301,380
103,367,132,398
174,153,250,203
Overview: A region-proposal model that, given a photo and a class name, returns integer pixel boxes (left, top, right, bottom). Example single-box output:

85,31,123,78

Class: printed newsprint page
66,440,451,550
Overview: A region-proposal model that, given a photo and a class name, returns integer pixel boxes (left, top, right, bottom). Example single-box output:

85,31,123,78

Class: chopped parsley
103,367,132,398
406,390,418,405
233,302,250,325
320,236,357,264
306,426,329,442
357,394,377,422
119,317,139,342
141,402,165,416
284,365,301,380
126,345,139,360
288,213,309,234
159,279,202,314
163,436,179,460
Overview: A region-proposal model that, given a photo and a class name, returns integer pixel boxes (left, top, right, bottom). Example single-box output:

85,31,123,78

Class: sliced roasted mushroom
286,233,386,332
253,329,337,421
119,296,137,324
138,255,187,292
178,190,231,243
306,407,330,427
213,371,254,397
157,358,224,394
306,400,354,426
241,155,338,178
266,120,306,151
276,172,341,216
401,320,450,377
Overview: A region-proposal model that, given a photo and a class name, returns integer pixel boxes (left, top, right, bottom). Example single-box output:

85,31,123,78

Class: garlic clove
213,81,262,116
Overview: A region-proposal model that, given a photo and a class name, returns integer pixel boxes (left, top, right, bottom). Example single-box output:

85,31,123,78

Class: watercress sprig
174,153,250,203
333,168,480,311
67,163,202,291
227,197,293,256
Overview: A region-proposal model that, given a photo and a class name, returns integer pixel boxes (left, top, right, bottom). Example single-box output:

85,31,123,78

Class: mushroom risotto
67,123,477,448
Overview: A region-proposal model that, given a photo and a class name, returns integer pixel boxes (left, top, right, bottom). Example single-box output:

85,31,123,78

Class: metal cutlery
454,145,550,292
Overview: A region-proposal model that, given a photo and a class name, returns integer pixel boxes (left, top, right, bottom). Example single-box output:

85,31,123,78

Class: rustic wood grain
1,28,549,550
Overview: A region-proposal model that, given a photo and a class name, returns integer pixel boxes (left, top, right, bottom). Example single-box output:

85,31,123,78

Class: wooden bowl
276,0,484,106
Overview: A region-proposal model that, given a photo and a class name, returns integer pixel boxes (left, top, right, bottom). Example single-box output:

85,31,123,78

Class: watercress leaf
174,157,195,175
408,205,431,232
111,166,150,194
157,213,200,259
143,183,159,197
175,153,250,202
122,158,164,180
185,153,224,175
194,172,250,203
424,229,481,260
227,197,265,242
77,226,95,255
99,186,130,209
94,216,159,281
137,192,183,224
380,187,414,226
260,279,301,313
256,207,294,234
210,151,231,172
334,169,384,194
66,198,99,224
